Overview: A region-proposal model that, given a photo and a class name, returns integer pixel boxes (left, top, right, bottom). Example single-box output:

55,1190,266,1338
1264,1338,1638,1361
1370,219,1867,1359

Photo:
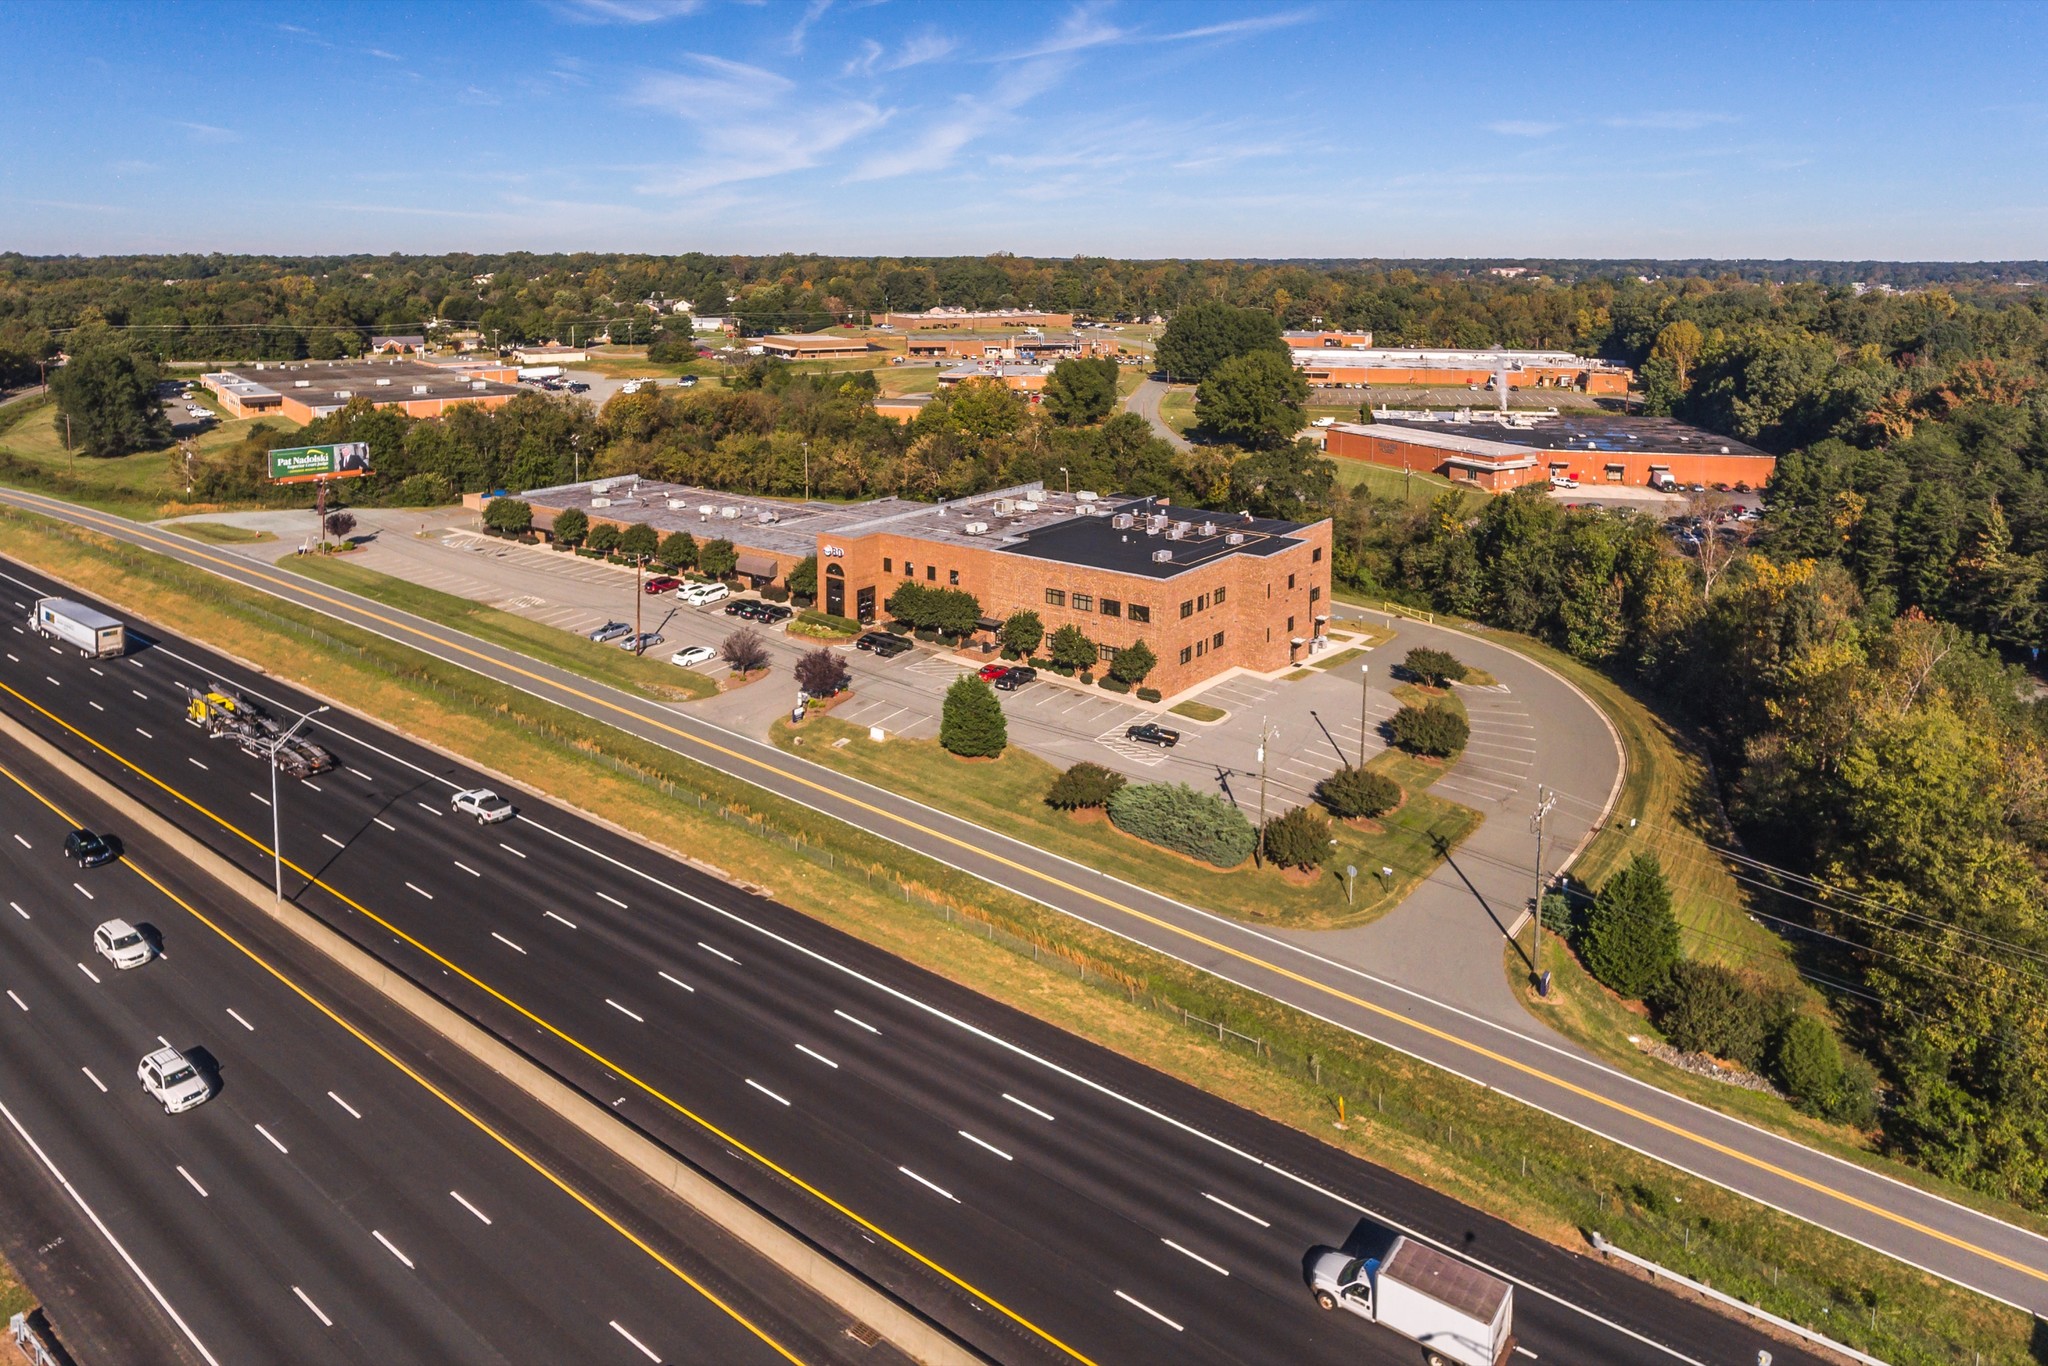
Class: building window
1097,643,1118,663
949,569,959,585
1313,547,1323,563
1046,589,1066,607
1179,646,1193,665
926,565,936,581
1310,586,1321,603
1197,592,1209,611
1072,593,1094,612
1196,639,1207,657
1128,604,1150,624
1287,616,1295,632
1214,586,1226,606
903,562,914,578
1212,631,1224,650
883,557,893,574
1180,600,1194,619
1100,599,1121,618
1288,573,1296,590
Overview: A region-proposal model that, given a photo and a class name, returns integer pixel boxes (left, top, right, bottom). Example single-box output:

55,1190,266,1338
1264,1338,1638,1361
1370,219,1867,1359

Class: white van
678,581,730,607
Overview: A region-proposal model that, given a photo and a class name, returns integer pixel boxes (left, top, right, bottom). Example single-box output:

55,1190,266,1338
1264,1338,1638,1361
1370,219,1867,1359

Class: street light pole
634,553,644,653
1358,662,1369,768
270,705,329,906
1059,465,1069,496
1530,784,1556,993
1256,717,1276,867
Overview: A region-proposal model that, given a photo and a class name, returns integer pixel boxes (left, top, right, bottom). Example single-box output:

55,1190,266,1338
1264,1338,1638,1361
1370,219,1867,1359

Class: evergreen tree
940,675,1007,757
1579,853,1681,999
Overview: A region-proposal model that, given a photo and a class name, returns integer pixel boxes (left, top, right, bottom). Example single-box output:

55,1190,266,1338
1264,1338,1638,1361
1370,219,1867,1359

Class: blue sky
2,0,2043,260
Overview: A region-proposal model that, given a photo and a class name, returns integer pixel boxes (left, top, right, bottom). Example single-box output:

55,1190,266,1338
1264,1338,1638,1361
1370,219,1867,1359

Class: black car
856,631,912,658
752,602,793,624
994,666,1037,691
1125,722,1182,748
65,828,117,868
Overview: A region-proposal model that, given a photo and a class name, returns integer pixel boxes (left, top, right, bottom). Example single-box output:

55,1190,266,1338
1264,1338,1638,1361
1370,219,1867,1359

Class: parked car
93,918,154,970
588,621,633,644
671,644,717,669
451,788,516,823
679,582,729,607
856,631,912,658
977,662,1011,682
138,1045,210,1114
995,666,1037,691
1311,416,1337,428
65,828,117,868
752,602,792,623
725,598,759,617
1125,723,1182,748
644,576,681,594
619,631,664,652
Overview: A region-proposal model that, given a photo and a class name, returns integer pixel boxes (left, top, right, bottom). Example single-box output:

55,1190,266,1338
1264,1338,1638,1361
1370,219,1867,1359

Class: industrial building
513,344,588,364
904,332,1119,362
1289,347,1632,394
1284,330,1374,349
876,309,1075,331
494,478,1332,696
202,358,523,423
936,362,1050,393
1323,412,1774,492
757,333,875,360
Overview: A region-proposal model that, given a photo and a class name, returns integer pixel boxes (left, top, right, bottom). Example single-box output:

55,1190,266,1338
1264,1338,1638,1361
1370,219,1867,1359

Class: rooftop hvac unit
1172,521,1191,536
334,390,352,399
1151,549,1174,563
993,499,1016,515
471,381,488,390
756,510,778,523
375,378,392,387
1016,500,1040,513
1112,513,1135,529
295,380,311,388
1075,490,1098,503
963,521,990,535
591,498,611,507
668,499,689,509
699,504,715,518
719,506,738,519
413,384,431,395
1226,532,1246,545
1198,521,1217,536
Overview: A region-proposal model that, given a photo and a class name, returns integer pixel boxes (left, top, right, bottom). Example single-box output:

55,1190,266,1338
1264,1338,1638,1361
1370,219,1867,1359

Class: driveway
1124,376,1192,451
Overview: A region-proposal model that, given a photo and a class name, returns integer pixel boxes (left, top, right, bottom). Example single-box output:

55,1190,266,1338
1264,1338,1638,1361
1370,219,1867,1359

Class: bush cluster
1260,805,1332,871
888,582,982,637
1389,701,1469,757
1317,766,1401,820
1402,646,1469,687
1044,762,1126,811
1106,782,1256,868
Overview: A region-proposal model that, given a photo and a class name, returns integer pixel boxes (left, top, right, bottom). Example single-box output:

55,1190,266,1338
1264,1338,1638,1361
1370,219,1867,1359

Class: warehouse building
876,309,1074,331
936,362,1051,393
202,358,522,422
904,331,1118,362
1284,330,1374,349
1323,412,1774,492
497,478,1331,696
758,333,874,360
1289,347,1631,394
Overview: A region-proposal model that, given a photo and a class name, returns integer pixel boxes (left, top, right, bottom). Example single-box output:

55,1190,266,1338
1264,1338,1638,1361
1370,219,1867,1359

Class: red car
978,662,1010,682
644,576,681,594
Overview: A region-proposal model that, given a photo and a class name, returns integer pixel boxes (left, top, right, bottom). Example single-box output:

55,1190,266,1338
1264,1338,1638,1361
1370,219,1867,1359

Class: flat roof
1292,347,1622,371
761,333,871,350
940,363,1051,379
994,499,1311,580
1362,413,1768,458
212,359,521,409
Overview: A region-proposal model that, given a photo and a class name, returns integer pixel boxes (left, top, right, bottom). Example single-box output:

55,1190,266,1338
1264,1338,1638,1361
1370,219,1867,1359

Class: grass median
0,394,298,520
0,505,2027,1363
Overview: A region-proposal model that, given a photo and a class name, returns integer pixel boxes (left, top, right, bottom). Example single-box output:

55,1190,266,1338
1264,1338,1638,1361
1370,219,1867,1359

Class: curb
0,704,982,1366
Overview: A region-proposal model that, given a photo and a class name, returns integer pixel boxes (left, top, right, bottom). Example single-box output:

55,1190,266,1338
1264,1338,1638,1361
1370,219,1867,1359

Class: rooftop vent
963,521,990,535
1112,513,1135,529
591,497,611,507
1198,521,1216,536
719,506,738,519
1151,549,1174,563
1075,490,1098,503
1226,532,1246,545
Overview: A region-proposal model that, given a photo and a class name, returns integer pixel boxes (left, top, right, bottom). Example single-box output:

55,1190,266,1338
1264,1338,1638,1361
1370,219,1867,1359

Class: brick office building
1289,347,1632,394
1323,413,1775,492
203,358,522,422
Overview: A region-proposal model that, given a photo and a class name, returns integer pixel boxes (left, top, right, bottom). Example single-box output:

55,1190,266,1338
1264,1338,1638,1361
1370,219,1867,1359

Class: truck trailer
29,598,127,658
184,683,337,779
1308,1236,1515,1366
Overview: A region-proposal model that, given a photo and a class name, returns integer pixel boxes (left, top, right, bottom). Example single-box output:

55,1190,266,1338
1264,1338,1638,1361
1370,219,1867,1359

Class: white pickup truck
1309,1236,1516,1366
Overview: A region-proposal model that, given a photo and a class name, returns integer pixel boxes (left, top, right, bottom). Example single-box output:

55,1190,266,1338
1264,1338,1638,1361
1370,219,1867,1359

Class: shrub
1389,701,1469,757
1106,782,1256,868
1108,638,1157,685
914,628,940,643
551,506,589,545
1656,961,1775,1070
619,522,659,561
940,675,1007,757
323,511,356,541
1261,805,1332,871
785,554,817,600
1317,766,1401,820
1136,687,1162,703
656,530,697,573
886,621,911,636
794,647,849,697
1773,1016,1844,1111
1000,610,1044,659
391,472,454,508
758,585,789,603
1079,671,1094,685
719,628,770,675
1045,762,1126,811
482,497,531,534
585,523,620,555
1099,676,1131,693
1403,647,1469,688
1578,852,1681,999
1048,623,1097,672
699,538,738,578
797,609,858,633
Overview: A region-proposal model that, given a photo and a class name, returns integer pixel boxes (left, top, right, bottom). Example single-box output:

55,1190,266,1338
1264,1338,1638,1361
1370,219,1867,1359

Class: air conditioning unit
993,499,1016,515
698,504,715,518
719,506,738,519
667,499,689,509
376,378,392,387
1075,490,1099,503
1015,500,1040,513
413,384,431,395
471,381,488,390
1225,531,1245,545
963,521,989,535
1166,527,1184,540
1112,513,1135,529
295,380,311,388
1151,549,1173,563
1198,521,1217,536
757,510,777,523
1172,521,1191,536
591,498,611,507
334,390,352,399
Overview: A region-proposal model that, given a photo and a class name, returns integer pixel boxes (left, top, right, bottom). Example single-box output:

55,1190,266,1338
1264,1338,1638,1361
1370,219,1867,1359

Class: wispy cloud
1164,9,1313,41
631,55,889,192
366,47,402,61
549,0,704,24
844,30,957,77
849,47,1068,181
991,6,1126,61
175,121,241,145
786,0,831,53
1486,119,1564,137
1605,110,1738,131
108,159,159,175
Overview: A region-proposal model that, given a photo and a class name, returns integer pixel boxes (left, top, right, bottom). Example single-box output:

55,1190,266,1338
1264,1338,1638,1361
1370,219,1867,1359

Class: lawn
1157,387,1197,437
170,521,277,545
771,713,1480,931
281,553,718,702
1322,452,1470,505
0,393,301,520
1169,699,1227,722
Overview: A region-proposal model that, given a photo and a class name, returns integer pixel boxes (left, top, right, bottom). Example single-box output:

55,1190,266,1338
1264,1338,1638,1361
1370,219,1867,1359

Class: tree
49,339,171,457
1105,782,1256,867
886,581,929,626
945,378,1028,439
720,627,769,675
1772,1015,1844,1110
1108,638,1157,685
1389,701,1469,757
552,506,589,546
619,522,659,562
1156,302,1285,383
1650,319,1705,392
585,522,620,555
1578,852,1681,999
794,647,849,697
940,675,1007,757
1196,350,1309,449
1045,761,1126,810
1317,766,1401,820
1043,357,1118,426
1261,805,1332,871
656,530,697,573
700,538,738,578
1000,610,1044,659
483,497,532,534
1048,623,1097,672
1402,647,1468,687
323,511,356,542
1655,961,1779,1069
1233,442,1336,518
786,554,818,600
926,587,982,638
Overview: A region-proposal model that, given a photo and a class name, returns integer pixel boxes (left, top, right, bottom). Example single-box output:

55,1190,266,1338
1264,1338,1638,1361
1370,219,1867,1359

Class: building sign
268,442,371,484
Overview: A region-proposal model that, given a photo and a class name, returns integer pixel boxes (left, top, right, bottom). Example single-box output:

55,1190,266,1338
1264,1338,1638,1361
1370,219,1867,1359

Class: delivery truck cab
30,597,127,658
1309,1236,1515,1366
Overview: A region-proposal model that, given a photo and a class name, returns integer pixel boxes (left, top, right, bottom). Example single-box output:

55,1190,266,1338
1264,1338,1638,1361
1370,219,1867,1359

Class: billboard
269,442,371,484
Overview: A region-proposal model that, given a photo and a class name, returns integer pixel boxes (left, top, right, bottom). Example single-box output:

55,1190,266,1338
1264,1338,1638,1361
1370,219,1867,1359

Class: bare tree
720,628,770,676
1682,490,1741,602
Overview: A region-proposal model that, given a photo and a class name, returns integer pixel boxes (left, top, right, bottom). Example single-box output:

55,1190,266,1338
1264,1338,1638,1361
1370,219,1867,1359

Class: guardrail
9,1312,62,1366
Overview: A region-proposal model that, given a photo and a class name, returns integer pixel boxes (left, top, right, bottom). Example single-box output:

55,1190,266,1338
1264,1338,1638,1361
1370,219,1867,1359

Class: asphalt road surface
0,557,1826,1364
0,733,883,1365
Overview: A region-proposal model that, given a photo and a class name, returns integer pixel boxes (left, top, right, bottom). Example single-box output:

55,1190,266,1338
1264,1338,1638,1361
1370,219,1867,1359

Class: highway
0,729,886,1366
0,557,1823,1363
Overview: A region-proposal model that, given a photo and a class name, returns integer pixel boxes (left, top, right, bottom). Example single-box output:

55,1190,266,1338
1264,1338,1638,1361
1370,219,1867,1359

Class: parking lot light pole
271,705,329,906
634,554,644,653
1358,662,1369,768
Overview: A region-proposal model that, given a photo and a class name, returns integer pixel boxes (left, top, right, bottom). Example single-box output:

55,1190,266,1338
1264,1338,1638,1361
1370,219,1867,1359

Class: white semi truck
30,598,127,658
1308,1236,1516,1366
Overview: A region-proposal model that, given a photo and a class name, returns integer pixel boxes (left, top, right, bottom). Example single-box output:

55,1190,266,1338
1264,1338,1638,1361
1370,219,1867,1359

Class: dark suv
65,829,117,868
994,666,1037,691
856,632,912,658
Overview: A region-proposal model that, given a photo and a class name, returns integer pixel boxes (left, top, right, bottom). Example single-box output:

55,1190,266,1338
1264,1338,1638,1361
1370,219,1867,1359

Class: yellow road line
0,670,1095,1365
19,498,2048,1290
0,755,807,1366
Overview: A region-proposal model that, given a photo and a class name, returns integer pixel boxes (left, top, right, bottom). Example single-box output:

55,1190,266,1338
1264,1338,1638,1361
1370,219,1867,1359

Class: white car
451,788,516,823
1311,416,1337,428
94,918,154,970
678,582,729,607
138,1045,210,1114
671,644,717,669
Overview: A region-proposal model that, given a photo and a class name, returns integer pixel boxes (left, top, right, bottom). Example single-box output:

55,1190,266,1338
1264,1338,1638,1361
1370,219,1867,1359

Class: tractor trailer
1308,1236,1516,1366
30,598,127,658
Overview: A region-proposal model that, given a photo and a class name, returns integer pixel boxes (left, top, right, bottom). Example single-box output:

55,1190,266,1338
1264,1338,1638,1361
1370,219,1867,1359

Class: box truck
1308,1236,1515,1366
30,598,127,658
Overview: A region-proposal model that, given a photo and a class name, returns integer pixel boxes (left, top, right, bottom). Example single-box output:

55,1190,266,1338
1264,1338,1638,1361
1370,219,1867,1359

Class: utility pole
1255,718,1277,867
1358,662,1370,768
634,552,644,653
1530,785,1556,994
803,440,811,502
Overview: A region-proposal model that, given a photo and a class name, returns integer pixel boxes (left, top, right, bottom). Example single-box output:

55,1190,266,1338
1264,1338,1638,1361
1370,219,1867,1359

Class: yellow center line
0,665,1096,1365
0,756,807,1366
20,496,2048,1290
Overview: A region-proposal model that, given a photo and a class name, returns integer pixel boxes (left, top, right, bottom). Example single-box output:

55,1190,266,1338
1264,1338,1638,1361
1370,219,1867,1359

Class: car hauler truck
184,683,337,778
1308,1236,1515,1366
29,598,127,658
